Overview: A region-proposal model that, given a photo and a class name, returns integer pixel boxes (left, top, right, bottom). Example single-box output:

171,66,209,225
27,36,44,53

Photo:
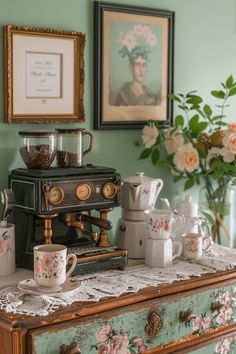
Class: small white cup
144,209,185,240
34,244,77,290
183,233,212,260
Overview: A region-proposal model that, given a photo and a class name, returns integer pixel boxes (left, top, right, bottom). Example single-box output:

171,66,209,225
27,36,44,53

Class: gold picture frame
3,25,85,123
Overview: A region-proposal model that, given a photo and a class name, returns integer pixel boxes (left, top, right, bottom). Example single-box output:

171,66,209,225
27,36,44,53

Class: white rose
141,125,159,148
220,130,236,162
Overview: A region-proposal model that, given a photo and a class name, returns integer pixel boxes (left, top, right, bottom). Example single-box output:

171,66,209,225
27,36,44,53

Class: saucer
18,277,80,295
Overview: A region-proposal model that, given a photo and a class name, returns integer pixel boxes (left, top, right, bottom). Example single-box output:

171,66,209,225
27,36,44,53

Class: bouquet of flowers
138,75,236,243
118,24,157,61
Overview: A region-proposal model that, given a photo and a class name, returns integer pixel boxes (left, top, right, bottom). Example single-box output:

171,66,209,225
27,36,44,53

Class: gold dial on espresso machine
102,181,117,199
48,186,64,205
75,183,92,201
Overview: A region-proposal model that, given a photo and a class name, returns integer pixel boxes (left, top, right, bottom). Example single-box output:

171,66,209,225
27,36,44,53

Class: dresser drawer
183,330,236,354
29,279,236,354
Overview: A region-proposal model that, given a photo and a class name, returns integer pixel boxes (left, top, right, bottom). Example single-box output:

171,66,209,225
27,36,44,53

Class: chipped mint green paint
33,285,236,354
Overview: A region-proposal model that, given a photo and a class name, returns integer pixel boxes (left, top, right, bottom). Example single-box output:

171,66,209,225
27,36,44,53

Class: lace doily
0,244,235,317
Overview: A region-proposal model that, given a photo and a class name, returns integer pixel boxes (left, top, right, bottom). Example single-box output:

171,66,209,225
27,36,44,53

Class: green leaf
169,94,181,102
175,115,184,127
226,75,233,88
211,90,225,99
158,160,170,167
215,121,227,126
203,104,212,116
197,121,208,133
189,114,199,130
229,87,236,96
186,95,203,105
201,211,216,226
138,148,152,159
173,174,183,182
151,149,160,165
212,115,225,121
197,148,207,158
212,168,224,180
184,177,194,190
186,90,198,97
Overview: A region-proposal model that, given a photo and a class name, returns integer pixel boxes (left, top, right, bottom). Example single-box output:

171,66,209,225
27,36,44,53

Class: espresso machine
9,165,128,274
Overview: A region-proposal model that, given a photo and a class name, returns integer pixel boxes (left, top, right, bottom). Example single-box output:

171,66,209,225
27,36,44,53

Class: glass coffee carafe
19,130,57,169
56,128,93,167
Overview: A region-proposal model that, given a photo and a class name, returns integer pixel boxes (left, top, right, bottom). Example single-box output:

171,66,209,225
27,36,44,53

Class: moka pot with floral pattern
138,75,236,244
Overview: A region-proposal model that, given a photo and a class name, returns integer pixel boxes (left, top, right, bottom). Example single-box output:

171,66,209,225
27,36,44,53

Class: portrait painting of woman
94,3,174,129
114,24,161,107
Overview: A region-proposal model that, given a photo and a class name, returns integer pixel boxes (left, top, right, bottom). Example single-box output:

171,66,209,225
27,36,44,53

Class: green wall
0,0,236,243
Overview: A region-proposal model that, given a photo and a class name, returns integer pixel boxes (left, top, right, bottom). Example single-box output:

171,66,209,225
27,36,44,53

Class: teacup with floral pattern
34,244,77,290
183,233,212,259
144,209,185,240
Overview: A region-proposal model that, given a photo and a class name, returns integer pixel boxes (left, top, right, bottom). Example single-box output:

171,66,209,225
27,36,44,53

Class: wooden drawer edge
145,324,236,353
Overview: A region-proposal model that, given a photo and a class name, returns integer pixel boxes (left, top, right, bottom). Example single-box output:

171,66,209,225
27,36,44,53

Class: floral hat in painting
117,24,157,63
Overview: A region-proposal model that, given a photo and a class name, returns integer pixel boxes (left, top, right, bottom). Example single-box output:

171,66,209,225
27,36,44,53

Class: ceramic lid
176,195,198,217
124,172,155,184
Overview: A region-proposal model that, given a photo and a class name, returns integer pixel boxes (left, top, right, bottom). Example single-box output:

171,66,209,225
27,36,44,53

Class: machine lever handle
77,213,112,230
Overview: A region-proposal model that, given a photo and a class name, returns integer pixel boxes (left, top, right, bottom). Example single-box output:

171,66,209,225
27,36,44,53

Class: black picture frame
94,1,174,130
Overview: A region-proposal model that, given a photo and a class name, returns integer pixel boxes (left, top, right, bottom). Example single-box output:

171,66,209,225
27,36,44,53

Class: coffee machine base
68,246,128,275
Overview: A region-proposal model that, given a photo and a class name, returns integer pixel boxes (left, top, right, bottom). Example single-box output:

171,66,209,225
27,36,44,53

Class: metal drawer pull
59,342,81,354
145,310,163,337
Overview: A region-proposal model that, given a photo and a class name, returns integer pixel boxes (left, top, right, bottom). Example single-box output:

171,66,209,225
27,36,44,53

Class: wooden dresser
0,267,236,354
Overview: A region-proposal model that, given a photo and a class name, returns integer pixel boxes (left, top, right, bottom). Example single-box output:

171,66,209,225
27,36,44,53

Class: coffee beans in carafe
56,128,93,167
19,130,57,169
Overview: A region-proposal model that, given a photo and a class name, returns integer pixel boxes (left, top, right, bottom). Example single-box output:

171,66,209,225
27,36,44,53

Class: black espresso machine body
9,165,127,273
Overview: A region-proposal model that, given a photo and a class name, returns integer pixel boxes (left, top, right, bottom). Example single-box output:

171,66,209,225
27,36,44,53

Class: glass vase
199,176,236,248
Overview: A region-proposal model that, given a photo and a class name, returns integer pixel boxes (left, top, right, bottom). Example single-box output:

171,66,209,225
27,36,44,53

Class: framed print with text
3,25,85,123
94,2,174,129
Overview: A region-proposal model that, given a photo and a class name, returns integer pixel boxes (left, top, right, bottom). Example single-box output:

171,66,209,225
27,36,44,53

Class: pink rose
202,316,211,330
218,307,233,325
173,143,199,173
192,315,211,332
219,291,232,306
132,337,144,347
43,254,54,269
34,259,43,276
228,122,236,132
111,335,131,354
215,338,233,354
96,324,112,342
192,315,203,331
97,343,112,354
164,127,184,154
